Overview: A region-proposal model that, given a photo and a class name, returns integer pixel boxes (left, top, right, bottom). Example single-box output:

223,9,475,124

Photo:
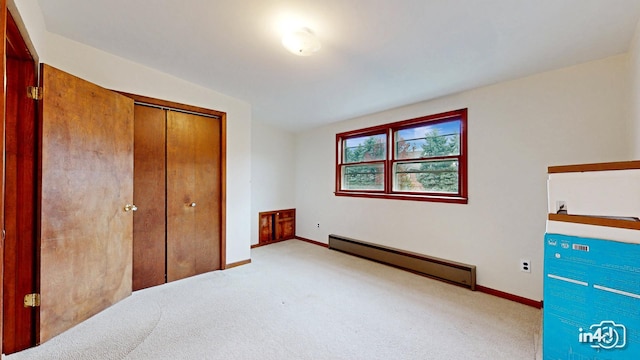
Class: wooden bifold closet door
132,106,166,290
166,111,221,281
133,105,222,290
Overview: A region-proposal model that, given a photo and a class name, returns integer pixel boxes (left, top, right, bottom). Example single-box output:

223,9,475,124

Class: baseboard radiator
328,234,476,290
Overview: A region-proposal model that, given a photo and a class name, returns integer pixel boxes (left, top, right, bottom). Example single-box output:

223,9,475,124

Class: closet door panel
166,111,220,282
132,105,166,290
166,111,197,281
193,113,221,274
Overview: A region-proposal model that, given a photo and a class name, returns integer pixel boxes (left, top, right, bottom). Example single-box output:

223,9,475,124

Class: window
336,109,467,203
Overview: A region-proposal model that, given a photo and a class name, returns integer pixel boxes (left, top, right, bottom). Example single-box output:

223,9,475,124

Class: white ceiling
37,0,640,132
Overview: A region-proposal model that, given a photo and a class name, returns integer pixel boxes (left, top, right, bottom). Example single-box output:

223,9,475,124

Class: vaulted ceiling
37,0,640,132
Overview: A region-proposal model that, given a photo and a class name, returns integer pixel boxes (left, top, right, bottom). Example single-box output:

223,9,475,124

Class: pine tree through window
336,109,467,204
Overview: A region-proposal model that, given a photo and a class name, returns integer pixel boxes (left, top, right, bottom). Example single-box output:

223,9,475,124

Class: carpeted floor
5,240,542,359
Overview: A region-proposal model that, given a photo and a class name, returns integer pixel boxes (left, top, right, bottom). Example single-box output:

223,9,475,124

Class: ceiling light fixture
281,27,321,56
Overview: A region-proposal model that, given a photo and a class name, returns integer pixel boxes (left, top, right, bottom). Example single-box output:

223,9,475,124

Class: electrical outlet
520,259,531,273
316,223,320,228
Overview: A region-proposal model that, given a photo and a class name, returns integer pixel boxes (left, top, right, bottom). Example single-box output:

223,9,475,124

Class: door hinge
27,86,42,100
24,293,41,308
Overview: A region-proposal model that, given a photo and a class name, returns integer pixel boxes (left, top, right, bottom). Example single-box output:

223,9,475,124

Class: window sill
334,191,468,204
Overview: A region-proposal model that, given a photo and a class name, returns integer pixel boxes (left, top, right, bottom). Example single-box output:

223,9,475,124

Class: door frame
2,6,38,355
0,0,7,353
119,92,227,270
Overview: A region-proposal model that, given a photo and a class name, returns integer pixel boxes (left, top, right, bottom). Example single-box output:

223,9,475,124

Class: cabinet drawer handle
190,202,197,207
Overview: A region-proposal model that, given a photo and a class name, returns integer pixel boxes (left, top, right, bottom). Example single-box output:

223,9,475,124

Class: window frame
339,129,388,193
335,108,468,204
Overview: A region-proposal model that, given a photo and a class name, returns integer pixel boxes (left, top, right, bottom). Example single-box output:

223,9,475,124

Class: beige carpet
5,240,542,359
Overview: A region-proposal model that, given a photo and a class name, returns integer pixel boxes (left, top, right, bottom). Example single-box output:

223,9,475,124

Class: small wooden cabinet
259,209,296,244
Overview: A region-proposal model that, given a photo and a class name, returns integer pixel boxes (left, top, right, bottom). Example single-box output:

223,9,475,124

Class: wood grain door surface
38,64,134,343
132,105,166,290
259,213,273,243
276,210,295,240
166,111,221,282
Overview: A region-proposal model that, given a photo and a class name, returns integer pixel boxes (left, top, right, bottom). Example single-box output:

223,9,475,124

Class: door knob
190,202,197,207
124,204,138,212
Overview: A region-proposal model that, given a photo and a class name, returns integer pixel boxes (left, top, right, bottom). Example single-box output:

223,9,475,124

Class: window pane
395,120,460,159
344,134,386,164
394,160,458,193
342,163,385,190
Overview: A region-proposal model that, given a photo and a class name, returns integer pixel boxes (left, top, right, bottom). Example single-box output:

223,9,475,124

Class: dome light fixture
281,27,321,56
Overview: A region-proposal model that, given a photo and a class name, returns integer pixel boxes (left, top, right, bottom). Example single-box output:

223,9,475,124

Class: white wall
295,55,631,301
251,121,296,245
12,0,253,264
631,18,640,159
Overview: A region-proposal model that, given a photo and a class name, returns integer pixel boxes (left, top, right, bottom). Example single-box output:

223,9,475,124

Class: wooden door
132,105,166,290
276,209,296,240
166,111,221,281
3,10,37,354
259,213,273,243
38,64,134,343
